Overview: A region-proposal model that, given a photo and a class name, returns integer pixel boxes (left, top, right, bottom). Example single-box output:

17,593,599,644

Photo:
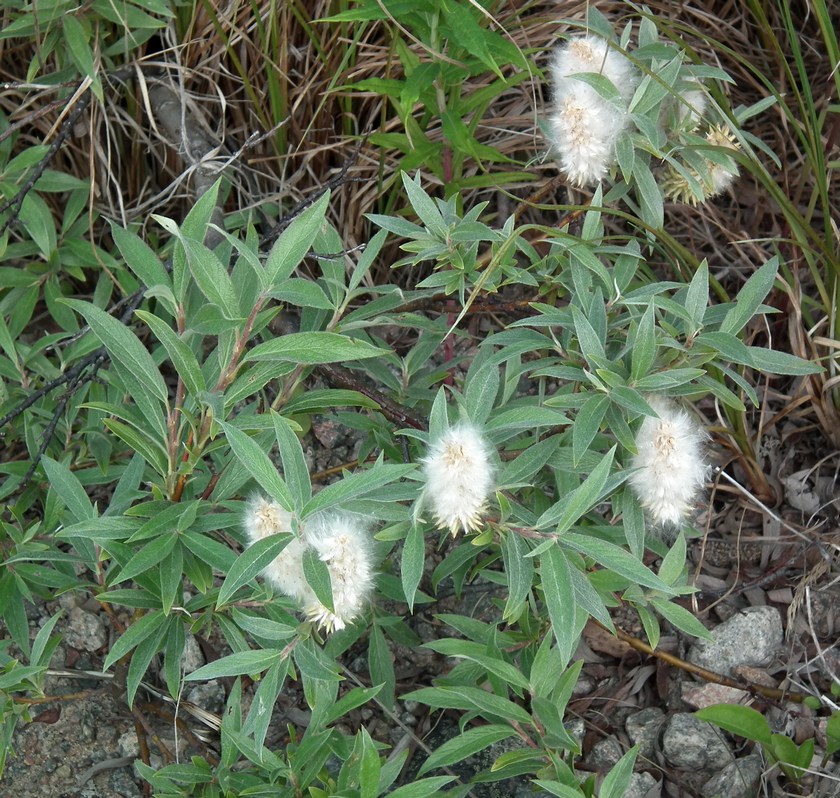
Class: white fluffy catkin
628,397,709,527
547,34,638,186
302,513,375,633
243,495,318,611
243,498,375,633
421,422,494,535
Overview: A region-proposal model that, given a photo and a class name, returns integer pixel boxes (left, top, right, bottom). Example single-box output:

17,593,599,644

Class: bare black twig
260,138,368,248
0,92,93,234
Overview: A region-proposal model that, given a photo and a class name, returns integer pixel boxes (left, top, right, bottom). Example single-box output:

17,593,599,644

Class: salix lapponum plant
0,7,824,798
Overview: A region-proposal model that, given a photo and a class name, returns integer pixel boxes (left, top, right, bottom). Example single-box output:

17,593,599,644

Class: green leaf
135,310,206,397
102,419,168,477
385,777,456,798
245,332,389,365
185,648,283,681
103,609,165,671
368,624,395,710
503,531,533,621
264,191,330,287
633,158,664,229
745,346,822,375
695,705,773,746
112,533,177,584
536,446,616,533
358,727,381,798
243,656,290,752
159,542,184,616
401,173,445,237
571,304,605,364
301,464,413,517
219,421,294,511
540,546,577,669
465,361,500,427
229,608,296,642
302,546,334,613
572,394,608,467
271,412,311,509
182,237,241,320
422,639,529,690
270,277,334,310
62,299,168,404
40,456,94,521
721,257,777,335
110,222,171,289
599,745,639,798
631,303,656,382
294,637,341,681
126,614,171,706
401,522,425,613
216,532,292,608
684,260,709,333
658,531,686,586
650,597,711,639
418,724,514,776
561,533,672,592
404,686,532,727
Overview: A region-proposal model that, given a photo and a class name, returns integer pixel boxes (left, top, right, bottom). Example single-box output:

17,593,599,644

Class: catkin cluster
546,32,740,201
628,396,709,527
243,496,374,633
420,422,495,535
546,35,638,186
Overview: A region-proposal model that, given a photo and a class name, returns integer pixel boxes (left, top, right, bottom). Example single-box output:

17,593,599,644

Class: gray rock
588,735,623,770
701,753,763,798
64,606,108,652
185,681,226,715
687,606,782,677
625,771,658,798
626,707,665,760
180,632,204,673
662,713,734,771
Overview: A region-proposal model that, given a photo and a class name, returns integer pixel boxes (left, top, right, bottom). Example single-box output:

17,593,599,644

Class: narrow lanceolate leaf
368,624,395,710
684,260,709,333
110,222,171,289
695,705,773,746
184,648,284,681
503,531,533,621
216,533,292,608
540,546,576,669
264,190,330,288
103,610,165,671
599,746,640,798
630,303,656,382
301,464,414,518
111,533,177,584
135,310,206,397
536,446,615,533
561,533,672,593
40,456,94,521
182,237,241,320
61,299,169,404
401,522,425,613
271,412,311,509
650,597,711,640
418,724,515,776
244,332,388,365
405,686,533,727
302,546,334,613
219,420,294,511
745,346,822,375
720,257,777,336
386,777,456,798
